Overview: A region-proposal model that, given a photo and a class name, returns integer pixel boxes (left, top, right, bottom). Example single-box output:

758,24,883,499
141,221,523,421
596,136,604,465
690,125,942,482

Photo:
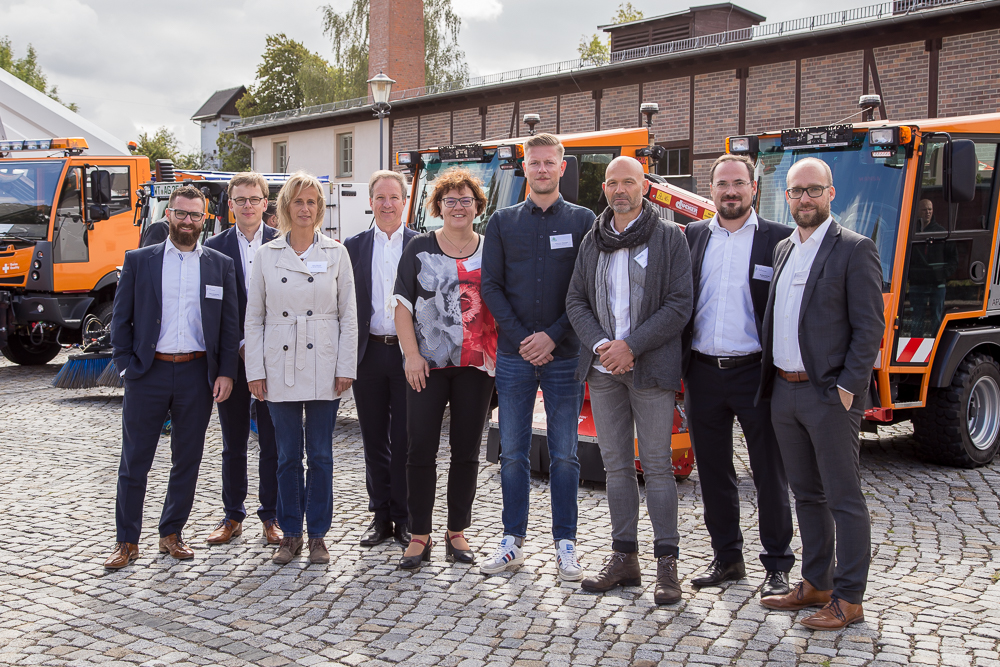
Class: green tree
236,34,320,117
577,3,644,65
216,132,251,172
132,127,205,170
0,36,78,111
423,0,468,87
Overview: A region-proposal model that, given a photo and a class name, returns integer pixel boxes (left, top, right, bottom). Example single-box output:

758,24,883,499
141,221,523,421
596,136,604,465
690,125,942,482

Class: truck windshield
756,134,906,290
411,151,526,233
0,160,65,240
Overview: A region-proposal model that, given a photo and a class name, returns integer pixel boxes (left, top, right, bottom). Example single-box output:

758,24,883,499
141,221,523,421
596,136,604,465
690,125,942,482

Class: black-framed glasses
442,197,474,208
168,208,205,222
231,196,266,207
786,185,830,200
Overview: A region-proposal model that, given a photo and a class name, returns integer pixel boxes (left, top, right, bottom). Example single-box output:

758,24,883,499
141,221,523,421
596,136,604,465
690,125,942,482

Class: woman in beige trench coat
245,171,358,566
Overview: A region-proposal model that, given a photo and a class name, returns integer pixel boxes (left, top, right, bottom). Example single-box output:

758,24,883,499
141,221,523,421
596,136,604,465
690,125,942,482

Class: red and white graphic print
896,337,934,363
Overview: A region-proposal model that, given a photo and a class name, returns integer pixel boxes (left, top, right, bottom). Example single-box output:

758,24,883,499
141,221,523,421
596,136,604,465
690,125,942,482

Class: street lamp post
367,71,396,170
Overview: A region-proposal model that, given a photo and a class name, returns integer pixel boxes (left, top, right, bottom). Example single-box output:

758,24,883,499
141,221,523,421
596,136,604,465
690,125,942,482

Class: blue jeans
496,352,584,541
268,399,340,539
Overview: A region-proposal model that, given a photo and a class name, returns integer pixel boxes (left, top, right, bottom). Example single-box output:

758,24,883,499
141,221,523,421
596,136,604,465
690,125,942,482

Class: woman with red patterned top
393,167,498,571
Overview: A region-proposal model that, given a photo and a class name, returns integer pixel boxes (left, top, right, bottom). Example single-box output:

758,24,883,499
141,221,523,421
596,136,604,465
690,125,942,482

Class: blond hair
369,170,407,198
276,172,326,234
227,171,269,199
524,133,565,161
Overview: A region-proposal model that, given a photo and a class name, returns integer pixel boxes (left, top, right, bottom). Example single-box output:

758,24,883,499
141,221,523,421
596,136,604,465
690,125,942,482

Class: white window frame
337,132,353,178
273,141,288,173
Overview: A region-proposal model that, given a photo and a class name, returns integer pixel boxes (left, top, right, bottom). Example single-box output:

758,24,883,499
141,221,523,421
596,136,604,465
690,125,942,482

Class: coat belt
277,313,336,387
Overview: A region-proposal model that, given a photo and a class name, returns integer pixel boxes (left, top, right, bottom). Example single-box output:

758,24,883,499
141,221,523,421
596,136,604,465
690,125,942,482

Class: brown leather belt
154,351,206,363
777,369,809,383
369,334,399,346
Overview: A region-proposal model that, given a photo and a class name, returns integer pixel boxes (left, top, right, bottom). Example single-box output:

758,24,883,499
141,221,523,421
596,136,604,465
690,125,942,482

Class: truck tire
92,300,114,329
912,352,1000,467
1,333,62,365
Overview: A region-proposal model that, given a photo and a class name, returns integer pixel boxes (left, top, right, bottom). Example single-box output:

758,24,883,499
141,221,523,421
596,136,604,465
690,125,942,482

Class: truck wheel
913,352,1000,467
92,300,114,329
1,333,62,365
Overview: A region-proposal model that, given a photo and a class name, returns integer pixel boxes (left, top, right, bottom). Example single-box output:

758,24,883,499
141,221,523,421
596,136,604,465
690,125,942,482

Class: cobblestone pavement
2,352,1000,667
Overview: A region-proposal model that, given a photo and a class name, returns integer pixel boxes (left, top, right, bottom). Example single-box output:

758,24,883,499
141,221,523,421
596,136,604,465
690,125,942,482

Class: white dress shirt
772,217,834,373
370,224,404,336
236,223,264,292
692,211,761,356
157,237,206,354
593,214,639,373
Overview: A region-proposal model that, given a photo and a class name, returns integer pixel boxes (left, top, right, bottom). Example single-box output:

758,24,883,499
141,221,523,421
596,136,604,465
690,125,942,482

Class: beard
610,192,641,214
528,177,558,196
717,198,751,221
792,201,830,229
169,221,202,247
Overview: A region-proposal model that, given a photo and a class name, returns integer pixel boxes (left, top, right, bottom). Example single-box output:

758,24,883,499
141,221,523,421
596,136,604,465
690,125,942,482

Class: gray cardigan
565,215,693,391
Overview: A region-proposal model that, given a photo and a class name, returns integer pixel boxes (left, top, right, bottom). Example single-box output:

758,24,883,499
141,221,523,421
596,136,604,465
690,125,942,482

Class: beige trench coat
245,233,358,402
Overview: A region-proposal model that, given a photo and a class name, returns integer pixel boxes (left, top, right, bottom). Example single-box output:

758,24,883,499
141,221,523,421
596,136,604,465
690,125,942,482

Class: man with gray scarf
566,156,693,604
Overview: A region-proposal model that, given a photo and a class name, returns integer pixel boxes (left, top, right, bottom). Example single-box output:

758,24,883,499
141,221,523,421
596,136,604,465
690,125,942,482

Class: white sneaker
556,539,583,581
479,535,524,574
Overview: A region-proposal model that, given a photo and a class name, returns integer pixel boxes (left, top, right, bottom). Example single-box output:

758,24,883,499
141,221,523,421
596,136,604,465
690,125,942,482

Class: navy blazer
344,224,417,362
204,224,279,337
111,241,240,386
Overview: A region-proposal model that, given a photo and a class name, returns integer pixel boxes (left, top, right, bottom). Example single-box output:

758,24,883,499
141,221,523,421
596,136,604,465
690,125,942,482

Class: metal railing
229,0,970,131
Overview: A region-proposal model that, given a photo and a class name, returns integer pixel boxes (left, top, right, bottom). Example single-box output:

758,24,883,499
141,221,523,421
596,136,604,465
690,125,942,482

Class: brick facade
693,70,740,154
601,85,641,132
559,92,596,134
518,96,558,136
642,77,691,143
799,51,865,127
485,103,515,140
419,112,450,149
369,0,425,92
745,61,797,134
873,42,928,121
392,117,417,164
453,108,481,144
939,29,1000,117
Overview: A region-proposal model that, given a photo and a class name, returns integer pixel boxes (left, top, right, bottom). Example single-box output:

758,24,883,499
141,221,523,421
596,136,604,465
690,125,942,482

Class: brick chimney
369,0,426,95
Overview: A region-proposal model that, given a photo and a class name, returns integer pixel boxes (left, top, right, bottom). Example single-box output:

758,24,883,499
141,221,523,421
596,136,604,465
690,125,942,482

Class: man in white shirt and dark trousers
566,157,693,605
104,186,239,569
683,155,794,597
345,171,417,548
757,157,884,629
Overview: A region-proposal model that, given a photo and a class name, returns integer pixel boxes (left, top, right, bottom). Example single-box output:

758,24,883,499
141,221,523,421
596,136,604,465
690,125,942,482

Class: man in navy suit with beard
344,170,417,548
104,185,239,569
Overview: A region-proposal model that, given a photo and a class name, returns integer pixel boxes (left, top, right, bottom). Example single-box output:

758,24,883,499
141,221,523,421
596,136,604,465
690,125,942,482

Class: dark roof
599,3,766,31
191,86,246,121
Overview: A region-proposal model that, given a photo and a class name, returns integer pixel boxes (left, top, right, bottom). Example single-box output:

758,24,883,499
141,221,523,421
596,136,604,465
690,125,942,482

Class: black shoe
444,532,475,564
360,518,393,547
761,570,790,597
394,522,411,547
398,537,432,571
690,558,746,587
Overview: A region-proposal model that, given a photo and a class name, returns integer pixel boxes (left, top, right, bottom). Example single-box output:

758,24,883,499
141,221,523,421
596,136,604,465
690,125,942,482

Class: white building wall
200,115,238,169
250,118,386,183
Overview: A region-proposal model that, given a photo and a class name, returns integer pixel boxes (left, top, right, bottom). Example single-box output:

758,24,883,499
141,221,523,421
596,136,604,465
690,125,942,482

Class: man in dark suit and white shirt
344,170,417,548
684,155,794,598
203,173,282,546
758,157,884,629
104,185,239,569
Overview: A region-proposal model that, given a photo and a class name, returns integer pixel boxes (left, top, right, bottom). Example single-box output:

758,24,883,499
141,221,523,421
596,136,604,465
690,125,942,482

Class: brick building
231,0,1000,197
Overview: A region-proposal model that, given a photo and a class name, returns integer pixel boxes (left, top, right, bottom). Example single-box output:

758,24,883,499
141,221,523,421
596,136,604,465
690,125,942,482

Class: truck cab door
52,167,88,264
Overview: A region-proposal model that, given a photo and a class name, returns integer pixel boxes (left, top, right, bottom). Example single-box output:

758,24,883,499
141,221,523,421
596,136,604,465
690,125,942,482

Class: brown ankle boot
580,551,641,593
654,555,681,604
272,536,303,565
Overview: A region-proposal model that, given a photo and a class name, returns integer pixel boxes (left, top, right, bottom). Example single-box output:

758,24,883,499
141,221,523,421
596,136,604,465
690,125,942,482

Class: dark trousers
771,377,871,605
116,357,213,543
354,340,409,525
406,366,495,535
216,358,278,523
685,358,794,571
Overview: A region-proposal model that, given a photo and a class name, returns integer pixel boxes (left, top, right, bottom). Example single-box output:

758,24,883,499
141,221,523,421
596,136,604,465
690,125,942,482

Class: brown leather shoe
262,518,282,545
308,538,330,564
580,551,641,593
801,597,865,629
273,536,304,564
104,542,139,569
206,518,243,544
654,555,682,605
158,533,194,560
761,579,832,611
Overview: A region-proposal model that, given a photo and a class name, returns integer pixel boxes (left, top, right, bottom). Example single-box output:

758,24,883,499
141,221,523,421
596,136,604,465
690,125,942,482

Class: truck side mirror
88,170,112,221
559,155,579,204
948,139,977,203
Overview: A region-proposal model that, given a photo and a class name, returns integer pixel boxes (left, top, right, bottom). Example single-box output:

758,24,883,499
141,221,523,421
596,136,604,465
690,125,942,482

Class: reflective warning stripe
896,337,934,363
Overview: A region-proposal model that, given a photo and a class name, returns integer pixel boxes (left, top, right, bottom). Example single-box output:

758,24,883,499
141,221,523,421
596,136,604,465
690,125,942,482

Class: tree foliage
577,3,644,65
320,0,369,100
216,132,251,172
423,0,468,87
236,34,322,117
132,127,205,170
0,36,78,111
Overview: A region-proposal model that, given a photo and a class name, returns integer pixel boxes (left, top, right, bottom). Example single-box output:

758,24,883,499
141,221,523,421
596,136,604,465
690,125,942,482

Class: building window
273,141,287,173
338,132,353,178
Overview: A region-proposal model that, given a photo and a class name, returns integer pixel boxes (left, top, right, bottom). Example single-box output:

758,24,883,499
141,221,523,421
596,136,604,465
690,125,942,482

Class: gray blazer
565,217,693,391
758,221,885,406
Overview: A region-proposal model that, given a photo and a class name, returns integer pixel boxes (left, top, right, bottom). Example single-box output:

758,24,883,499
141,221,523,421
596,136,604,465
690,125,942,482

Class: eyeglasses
442,197,474,208
168,208,205,222
231,196,266,207
713,180,751,190
786,185,830,200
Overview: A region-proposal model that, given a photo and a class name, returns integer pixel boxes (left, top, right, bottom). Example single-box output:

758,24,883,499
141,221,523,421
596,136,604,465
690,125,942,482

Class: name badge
752,264,774,281
205,285,223,300
791,269,809,286
634,248,648,268
462,255,482,271
307,261,328,274
550,233,573,249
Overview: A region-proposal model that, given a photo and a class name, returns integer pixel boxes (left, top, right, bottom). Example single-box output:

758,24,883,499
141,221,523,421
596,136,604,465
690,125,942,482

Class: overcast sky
0,0,861,154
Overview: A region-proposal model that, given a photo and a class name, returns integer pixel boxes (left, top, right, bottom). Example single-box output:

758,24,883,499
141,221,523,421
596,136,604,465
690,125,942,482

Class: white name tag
550,233,573,249
634,248,648,268
206,285,223,300
792,269,809,286
752,264,774,281
307,261,328,273
462,255,482,271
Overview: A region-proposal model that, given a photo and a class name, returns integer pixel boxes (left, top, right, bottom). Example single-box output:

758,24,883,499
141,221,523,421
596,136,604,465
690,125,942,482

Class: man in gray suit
757,157,884,629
